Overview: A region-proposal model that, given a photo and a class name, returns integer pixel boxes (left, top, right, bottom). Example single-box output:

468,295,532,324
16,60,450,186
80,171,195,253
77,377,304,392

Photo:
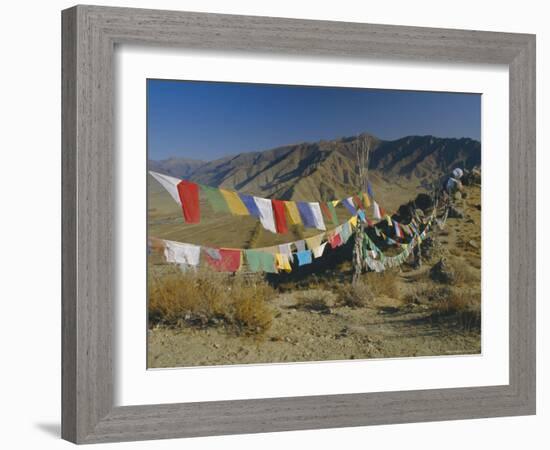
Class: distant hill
148,133,480,207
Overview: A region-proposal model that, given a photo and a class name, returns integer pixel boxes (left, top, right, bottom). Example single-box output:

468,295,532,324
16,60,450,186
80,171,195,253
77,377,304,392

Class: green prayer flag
326,202,339,225
200,185,230,213
245,250,277,273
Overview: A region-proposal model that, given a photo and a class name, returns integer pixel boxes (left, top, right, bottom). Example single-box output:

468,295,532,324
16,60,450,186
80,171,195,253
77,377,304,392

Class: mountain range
148,133,480,206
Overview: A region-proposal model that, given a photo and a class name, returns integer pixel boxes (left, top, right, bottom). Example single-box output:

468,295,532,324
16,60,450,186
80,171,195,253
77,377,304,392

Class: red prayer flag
353,195,364,210
204,248,242,272
319,202,332,221
271,199,288,234
176,180,200,223
379,206,386,217
329,233,343,249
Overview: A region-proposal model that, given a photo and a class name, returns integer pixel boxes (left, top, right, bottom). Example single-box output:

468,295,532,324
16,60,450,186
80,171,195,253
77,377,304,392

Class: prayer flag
297,202,316,228
309,202,326,230
295,240,306,252
353,194,364,210
220,189,249,216
385,215,392,226
205,248,242,272
278,243,292,255
329,232,343,249
275,253,292,272
349,215,358,228
312,242,328,258
149,171,183,205
284,201,302,225
176,180,201,223
272,199,289,234
373,201,382,220
245,250,277,273
201,185,230,213
342,197,356,215
296,250,313,266
239,194,261,217
254,197,277,233
305,233,324,252
326,202,339,225
362,192,371,208
163,240,201,266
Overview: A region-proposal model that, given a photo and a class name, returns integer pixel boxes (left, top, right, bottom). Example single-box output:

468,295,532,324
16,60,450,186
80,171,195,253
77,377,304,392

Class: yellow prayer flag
362,192,371,208
219,189,249,215
275,253,292,272
284,201,302,225
349,216,358,228
385,215,392,226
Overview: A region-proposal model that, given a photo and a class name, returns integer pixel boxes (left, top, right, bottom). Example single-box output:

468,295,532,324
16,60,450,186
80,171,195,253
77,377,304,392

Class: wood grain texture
61,4,536,444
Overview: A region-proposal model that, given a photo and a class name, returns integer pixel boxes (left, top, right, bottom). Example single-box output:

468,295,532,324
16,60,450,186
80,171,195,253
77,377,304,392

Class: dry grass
368,270,400,299
337,280,374,307
405,285,480,330
295,289,337,312
148,269,275,335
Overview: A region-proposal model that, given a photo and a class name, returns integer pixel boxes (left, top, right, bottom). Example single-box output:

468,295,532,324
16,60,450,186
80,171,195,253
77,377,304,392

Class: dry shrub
403,285,453,306
296,289,337,312
148,269,275,335
426,287,481,331
368,270,400,299
337,281,374,307
404,284,480,330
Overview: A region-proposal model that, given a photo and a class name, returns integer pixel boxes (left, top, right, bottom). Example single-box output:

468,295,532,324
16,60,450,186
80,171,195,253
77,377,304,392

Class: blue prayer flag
297,202,316,228
296,250,313,266
239,194,261,218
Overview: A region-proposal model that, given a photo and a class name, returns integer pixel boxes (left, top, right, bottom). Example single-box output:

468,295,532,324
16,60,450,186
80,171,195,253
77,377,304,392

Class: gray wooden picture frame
61,4,536,444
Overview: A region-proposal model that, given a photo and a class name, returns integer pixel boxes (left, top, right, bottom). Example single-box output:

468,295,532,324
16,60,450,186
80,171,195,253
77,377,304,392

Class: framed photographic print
62,5,536,444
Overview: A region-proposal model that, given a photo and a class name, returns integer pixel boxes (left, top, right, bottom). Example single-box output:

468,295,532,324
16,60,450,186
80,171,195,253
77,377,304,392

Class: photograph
146,80,482,368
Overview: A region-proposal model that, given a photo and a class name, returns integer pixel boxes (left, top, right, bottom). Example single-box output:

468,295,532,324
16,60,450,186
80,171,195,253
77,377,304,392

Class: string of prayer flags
272,199,289,234
284,201,302,225
220,189,249,216
239,194,261,218
163,240,201,267
245,249,277,273
254,197,277,233
296,250,313,266
204,248,242,272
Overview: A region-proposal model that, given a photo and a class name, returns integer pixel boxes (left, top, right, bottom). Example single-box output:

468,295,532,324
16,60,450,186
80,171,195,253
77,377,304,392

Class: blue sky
147,79,481,161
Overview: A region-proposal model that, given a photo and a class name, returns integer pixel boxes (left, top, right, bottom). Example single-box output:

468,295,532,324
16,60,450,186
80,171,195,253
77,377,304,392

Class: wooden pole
352,136,370,285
